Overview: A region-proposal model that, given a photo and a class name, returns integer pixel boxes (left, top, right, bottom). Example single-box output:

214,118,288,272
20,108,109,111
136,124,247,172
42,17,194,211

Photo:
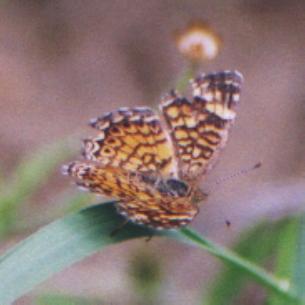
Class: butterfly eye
166,178,189,197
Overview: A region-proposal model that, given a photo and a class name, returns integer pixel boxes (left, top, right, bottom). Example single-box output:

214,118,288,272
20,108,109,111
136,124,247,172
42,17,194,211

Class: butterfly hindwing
63,161,197,228
63,70,243,229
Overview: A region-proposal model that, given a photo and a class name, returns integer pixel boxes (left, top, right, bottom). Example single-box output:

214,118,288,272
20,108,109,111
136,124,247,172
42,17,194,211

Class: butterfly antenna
214,162,262,185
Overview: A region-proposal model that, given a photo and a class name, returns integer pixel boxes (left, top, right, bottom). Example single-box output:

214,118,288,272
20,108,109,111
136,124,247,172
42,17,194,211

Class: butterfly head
156,178,190,197
156,177,206,205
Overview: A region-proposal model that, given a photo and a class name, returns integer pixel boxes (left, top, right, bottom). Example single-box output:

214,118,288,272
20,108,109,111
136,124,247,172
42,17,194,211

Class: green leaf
293,214,305,297
204,221,282,305
268,214,305,305
180,228,301,304
269,219,298,305
0,202,302,305
0,201,165,305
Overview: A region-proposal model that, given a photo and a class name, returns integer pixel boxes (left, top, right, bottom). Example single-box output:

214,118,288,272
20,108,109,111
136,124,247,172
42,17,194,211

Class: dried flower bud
175,21,221,62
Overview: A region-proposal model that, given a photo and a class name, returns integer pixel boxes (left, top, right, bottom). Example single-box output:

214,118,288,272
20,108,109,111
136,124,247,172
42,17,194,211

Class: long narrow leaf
0,202,162,305
268,218,298,305
294,214,305,297
0,202,302,305
268,213,305,305
204,221,282,305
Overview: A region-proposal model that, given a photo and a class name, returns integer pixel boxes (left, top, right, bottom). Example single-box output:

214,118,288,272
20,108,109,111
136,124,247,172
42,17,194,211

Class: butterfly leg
110,218,129,237
145,234,153,242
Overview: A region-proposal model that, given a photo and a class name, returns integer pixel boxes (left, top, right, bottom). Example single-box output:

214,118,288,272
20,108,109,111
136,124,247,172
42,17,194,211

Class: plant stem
176,61,198,92
178,227,303,304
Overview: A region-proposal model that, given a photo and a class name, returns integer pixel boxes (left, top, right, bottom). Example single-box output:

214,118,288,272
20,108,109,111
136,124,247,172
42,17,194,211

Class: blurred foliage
0,140,70,237
204,213,305,305
36,294,102,305
60,191,94,214
0,138,91,238
204,221,280,305
267,214,305,305
293,216,305,298
128,250,163,305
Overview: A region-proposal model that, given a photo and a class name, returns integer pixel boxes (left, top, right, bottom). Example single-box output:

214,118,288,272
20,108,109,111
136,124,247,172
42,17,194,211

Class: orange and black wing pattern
160,70,242,182
62,161,197,228
83,107,177,176
62,161,154,201
63,70,243,229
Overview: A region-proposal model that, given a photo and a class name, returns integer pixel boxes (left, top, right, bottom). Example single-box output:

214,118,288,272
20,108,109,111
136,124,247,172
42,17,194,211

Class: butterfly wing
62,161,154,201
63,161,197,228
62,70,242,228
160,70,242,181
83,107,177,177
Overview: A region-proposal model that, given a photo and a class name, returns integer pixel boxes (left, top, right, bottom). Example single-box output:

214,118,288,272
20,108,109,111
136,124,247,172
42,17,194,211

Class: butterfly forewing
160,70,242,182
63,70,243,229
84,107,177,176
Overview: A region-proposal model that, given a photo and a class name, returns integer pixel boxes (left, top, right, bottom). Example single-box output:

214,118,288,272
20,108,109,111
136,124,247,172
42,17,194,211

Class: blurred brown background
1,1,305,304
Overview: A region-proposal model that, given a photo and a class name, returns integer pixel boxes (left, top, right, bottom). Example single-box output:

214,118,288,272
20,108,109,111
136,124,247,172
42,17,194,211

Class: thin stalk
176,61,198,92
179,227,303,305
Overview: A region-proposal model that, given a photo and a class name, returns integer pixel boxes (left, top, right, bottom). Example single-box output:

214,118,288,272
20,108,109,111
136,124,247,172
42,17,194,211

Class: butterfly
62,70,243,229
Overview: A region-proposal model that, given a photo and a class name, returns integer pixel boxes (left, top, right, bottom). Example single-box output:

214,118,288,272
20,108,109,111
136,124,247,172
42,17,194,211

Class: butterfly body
63,70,243,229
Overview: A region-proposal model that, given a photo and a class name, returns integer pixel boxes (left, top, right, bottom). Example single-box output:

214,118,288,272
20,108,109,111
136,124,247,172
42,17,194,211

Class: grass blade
294,214,305,298
268,213,305,305
178,228,302,304
268,218,298,305
0,201,163,305
203,221,282,305
0,201,303,305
